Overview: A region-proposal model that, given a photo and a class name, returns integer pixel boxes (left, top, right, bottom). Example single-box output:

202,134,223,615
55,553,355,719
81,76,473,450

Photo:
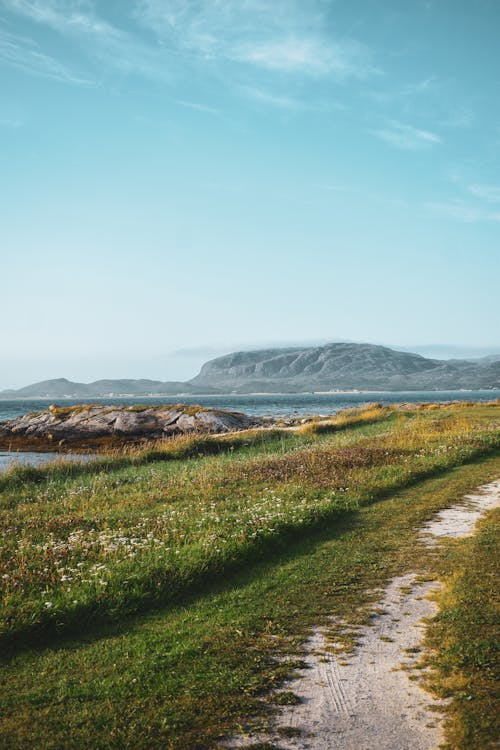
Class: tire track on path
226,480,500,750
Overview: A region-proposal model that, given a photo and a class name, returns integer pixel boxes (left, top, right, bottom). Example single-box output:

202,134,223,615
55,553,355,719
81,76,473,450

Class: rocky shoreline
0,403,266,452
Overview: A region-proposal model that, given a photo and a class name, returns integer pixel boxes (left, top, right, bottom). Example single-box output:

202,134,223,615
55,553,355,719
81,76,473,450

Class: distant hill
0,377,221,399
189,343,500,392
476,354,500,364
2,343,500,398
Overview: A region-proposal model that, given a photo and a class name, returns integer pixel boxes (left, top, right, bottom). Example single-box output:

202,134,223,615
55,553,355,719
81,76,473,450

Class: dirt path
227,480,500,750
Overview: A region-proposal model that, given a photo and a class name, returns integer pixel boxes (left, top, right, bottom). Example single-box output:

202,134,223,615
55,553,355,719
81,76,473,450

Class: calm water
1,391,499,423
1,391,499,472
0,451,96,473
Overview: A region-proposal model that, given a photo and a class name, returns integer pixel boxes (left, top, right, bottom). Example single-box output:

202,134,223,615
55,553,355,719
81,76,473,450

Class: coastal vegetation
0,402,498,748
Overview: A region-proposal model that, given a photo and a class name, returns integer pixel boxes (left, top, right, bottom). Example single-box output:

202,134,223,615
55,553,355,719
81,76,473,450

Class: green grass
423,508,499,749
0,403,391,489
0,402,498,748
1,407,409,646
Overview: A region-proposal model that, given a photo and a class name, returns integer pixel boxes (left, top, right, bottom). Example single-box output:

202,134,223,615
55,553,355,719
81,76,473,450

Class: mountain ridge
2,343,500,398
0,378,221,399
189,343,500,392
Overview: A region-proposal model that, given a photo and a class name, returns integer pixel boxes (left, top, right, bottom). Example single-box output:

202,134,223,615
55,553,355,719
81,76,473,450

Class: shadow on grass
2,446,498,662
0,433,276,490
0,413,394,491
0,506,361,662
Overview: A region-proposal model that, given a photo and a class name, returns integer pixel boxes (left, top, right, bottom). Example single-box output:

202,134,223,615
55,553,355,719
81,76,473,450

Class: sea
1,390,499,473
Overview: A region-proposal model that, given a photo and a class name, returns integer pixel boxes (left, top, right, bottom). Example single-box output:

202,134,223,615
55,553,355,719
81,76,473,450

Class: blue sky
1,0,499,387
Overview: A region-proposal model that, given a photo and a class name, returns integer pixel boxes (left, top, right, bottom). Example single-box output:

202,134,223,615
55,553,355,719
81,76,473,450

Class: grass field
0,402,498,749
424,506,499,749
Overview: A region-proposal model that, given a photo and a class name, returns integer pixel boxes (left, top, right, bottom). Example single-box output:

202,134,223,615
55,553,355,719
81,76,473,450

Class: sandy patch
419,479,500,544
225,479,500,750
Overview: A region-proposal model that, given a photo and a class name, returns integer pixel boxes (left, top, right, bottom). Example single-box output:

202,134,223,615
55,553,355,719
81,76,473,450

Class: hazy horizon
1,1,499,390
2,340,500,391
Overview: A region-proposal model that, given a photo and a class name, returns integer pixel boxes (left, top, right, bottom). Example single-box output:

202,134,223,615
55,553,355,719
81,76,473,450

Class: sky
1,0,499,388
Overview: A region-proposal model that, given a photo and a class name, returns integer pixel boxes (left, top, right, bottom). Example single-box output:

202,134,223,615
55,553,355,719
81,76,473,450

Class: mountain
399,345,500,361
476,354,500,364
0,378,221,399
2,343,500,398
189,343,500,392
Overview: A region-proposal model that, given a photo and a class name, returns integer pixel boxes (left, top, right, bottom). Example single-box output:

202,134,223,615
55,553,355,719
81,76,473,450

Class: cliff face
189,343,500,392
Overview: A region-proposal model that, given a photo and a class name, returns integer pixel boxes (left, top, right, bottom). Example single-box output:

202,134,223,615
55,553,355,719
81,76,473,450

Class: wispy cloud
434,173,500,221
316,183,353,193
0,27,91,84
234,38,329,74
371,120,442,150
367,75,474,135
445,173,500,206
468,184,500,203
439,107,474,129
401,76,439,97
0,0,173,82
1,0,115,36
0,115,24,128
367,76,441,106
426,200,500,223
232,37,376,77
1,0,379,89
135,0,379,78
239,85,303,110
176,99,219,115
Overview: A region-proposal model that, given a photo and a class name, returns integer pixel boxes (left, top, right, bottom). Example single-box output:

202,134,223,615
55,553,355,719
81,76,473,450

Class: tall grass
424,509,500,749
1,403,498,649
0,404,393,491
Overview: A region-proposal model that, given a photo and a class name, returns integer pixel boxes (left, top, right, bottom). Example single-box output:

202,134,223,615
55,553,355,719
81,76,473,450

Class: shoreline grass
0,402,498,748
1,405,499,648
0,403,393,489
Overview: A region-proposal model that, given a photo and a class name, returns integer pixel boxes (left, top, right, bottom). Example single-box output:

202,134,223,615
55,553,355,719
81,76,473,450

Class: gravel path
226,480,500,749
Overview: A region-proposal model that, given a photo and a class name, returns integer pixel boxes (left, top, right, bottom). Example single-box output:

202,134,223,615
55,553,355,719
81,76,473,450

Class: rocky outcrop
0,404,263,450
